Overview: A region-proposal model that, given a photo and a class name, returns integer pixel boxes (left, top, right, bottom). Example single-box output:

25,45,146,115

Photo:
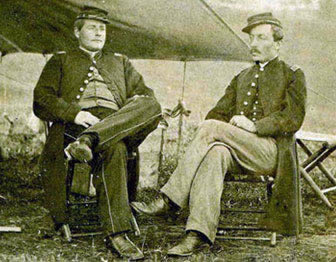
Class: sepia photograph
0,0,335,261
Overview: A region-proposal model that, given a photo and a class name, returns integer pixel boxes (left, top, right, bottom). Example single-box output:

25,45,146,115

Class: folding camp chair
158,113,278,246
296,130,336,209
62,149,141,242
216,173,277,246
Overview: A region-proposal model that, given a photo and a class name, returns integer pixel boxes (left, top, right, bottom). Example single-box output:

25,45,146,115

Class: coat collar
73,47,104,61
255,56,280,72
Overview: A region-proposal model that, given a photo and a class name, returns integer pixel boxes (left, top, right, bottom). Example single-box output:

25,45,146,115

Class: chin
88,45,104,52
252,56,260,62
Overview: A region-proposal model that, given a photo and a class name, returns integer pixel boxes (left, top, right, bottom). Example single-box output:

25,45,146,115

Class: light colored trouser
161,119,278,242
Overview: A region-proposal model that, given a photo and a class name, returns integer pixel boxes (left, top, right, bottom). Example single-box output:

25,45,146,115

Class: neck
79,46,99,58
258,55,278,67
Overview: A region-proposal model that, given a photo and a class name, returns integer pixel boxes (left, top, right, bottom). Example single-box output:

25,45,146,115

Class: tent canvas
0,0,251,61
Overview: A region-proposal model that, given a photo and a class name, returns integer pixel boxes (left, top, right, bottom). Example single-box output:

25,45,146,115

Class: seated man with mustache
131,12,306,256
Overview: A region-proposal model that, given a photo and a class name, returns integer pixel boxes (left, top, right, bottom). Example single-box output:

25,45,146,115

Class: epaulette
114,53,123,57
290,64,300,72
56,51,66,54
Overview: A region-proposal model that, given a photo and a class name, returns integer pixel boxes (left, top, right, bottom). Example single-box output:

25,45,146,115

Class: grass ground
0,126,336,261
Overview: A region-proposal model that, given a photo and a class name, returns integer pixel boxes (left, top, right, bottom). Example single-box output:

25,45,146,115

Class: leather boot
130,194,178,216
64,135,93,162
106,233,144,260
167,231,208,257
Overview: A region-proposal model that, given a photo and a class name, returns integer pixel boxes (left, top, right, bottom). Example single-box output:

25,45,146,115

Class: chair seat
296,130,336,147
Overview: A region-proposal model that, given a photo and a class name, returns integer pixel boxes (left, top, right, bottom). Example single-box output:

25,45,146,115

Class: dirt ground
0,151,336,262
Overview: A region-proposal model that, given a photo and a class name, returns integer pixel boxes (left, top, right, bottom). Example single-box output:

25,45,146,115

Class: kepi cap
242,12,282,33
76,5,110,24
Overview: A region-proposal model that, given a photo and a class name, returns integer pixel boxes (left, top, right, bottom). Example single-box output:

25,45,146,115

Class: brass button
252,118,256,121
84,79,89,84
253,106,257,110
255,101,259,104
92,60,97,64
247,91,251,96
255,74,259,78
251,82,256,87
79,87,84,92
240,111,244,115
76,95,80,99
260,67,264,71
253,112,257,115
88,72,93,77
89,66,95,71
243,101,248,106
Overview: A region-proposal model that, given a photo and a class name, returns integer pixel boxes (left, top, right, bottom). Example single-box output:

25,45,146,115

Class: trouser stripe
101,162,115,233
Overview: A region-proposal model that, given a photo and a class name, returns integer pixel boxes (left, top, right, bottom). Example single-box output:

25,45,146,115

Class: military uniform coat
206,57,306,236
33,48,160,227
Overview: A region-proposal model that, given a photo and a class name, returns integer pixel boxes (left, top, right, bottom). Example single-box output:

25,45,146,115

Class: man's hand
74,111,100,128
229,115,257,133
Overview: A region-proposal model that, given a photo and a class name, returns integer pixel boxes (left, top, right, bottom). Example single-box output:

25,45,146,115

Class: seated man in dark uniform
132,12,306,257
33,6,161,260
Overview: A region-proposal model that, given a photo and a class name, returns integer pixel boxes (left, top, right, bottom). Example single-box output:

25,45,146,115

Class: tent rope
307,87,336,106
0,34,23,53
0,72,34,88
198,0,247,47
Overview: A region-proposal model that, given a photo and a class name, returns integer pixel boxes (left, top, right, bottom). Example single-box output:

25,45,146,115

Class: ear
74,27,80,39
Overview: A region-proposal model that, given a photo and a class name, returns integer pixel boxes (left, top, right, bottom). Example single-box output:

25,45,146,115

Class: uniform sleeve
255,69,307,136
205,76,237,122
33,54,81,123
123,56,155,98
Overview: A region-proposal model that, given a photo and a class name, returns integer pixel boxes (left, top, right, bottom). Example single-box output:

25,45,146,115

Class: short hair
271,25,284,42
74,19,86,31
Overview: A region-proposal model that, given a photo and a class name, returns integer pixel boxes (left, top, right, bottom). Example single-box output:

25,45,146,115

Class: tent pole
177,61,187,158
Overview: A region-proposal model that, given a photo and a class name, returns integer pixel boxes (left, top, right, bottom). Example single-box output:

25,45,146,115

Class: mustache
250,48,261,54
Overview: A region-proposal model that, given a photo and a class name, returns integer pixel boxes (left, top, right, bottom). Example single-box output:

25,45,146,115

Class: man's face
248,24,280,63
75,19,106,52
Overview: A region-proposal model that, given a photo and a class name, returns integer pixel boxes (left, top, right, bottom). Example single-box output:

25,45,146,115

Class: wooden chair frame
216,174,277,246
62,150,141,242
296,131,336,209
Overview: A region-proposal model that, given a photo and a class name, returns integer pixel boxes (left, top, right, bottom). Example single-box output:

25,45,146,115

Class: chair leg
270,232,276,247
61,224,72,242
297,140,336,185
131,214,141,236
300,167,333,209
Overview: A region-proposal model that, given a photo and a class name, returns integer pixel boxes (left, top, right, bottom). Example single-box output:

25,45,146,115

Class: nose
94,28,104,37
249,37,257,48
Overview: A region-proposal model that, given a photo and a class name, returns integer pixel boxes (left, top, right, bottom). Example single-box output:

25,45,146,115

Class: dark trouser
64,97,161,235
